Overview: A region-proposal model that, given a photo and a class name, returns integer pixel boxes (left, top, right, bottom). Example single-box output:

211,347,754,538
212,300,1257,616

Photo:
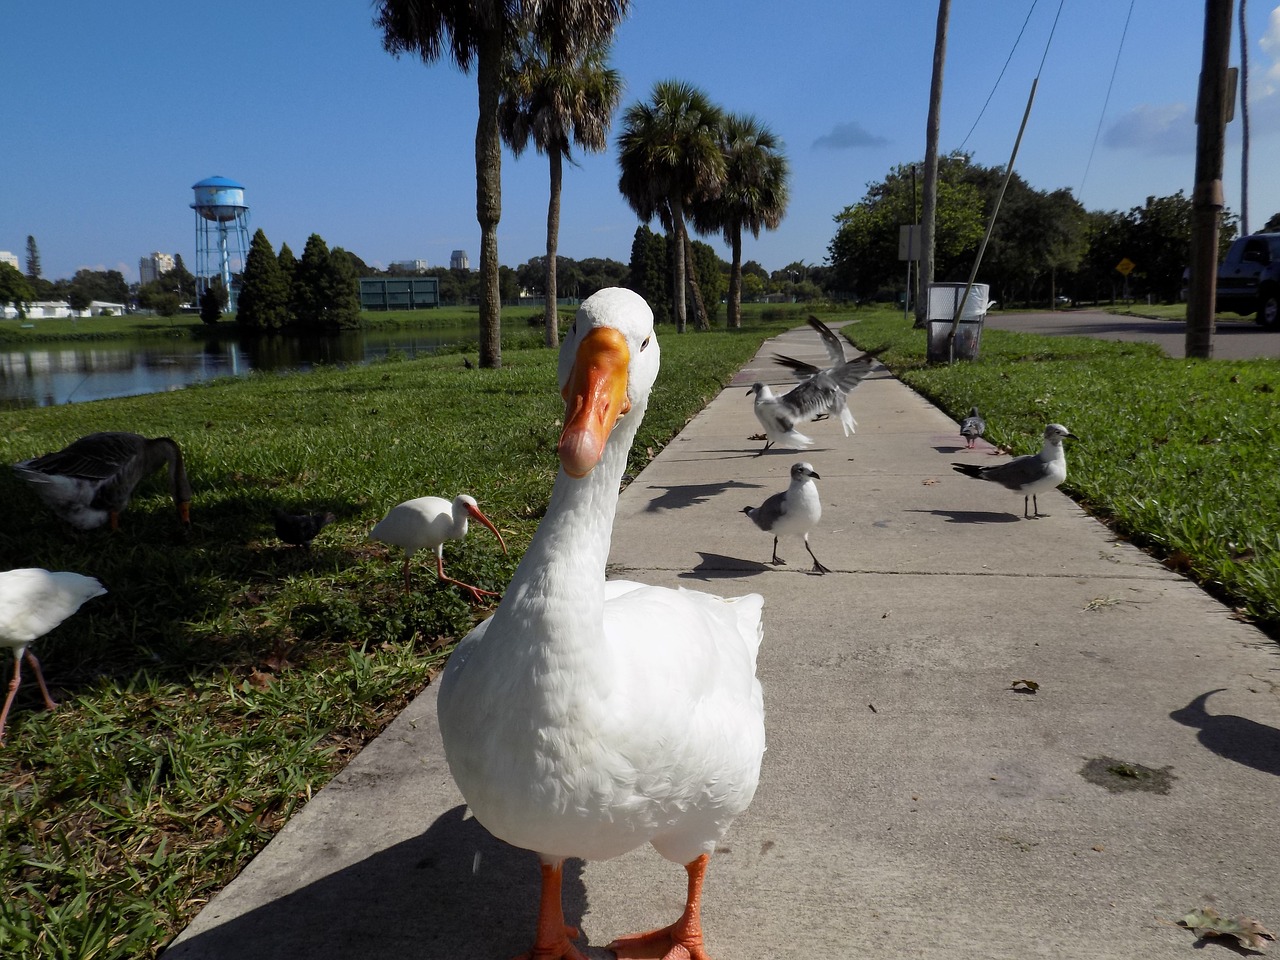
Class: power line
958,0,1039,152
1077,0,1136,204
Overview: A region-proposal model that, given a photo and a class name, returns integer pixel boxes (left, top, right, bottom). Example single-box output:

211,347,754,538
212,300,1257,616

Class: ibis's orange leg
608,854,712,960
25,652,57,712
513,860,586,960
435,556,500,602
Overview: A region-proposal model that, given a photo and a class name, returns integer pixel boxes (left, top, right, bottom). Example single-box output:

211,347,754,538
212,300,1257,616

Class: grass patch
845,311,1280,631
0,319,778,959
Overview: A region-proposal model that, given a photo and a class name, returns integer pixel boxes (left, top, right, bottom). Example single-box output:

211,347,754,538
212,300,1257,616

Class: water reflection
0,326,479,409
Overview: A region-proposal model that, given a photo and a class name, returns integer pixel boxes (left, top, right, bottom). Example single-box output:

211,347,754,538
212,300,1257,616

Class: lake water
0,325,483,409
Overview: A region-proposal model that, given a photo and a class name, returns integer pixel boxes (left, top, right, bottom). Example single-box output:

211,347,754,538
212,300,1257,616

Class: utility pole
915,0,950,329
1186,0,1234,359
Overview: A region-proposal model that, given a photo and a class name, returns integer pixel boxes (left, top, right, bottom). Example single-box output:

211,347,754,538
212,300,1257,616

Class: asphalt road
981,309,1280,359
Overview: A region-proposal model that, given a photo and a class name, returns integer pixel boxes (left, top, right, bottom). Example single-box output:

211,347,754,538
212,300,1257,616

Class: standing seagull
437,288,765,960
0,568,107,744
742,461,831,573
959,407,986,449
770,316,882,437
952,423,1077,518
369,494,507,600
14,432,192,531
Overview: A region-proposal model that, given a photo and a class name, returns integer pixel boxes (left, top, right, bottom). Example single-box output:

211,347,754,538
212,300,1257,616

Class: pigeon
959,407,986,448
741,461,830,573
952,424,1077,518
273,510,336,548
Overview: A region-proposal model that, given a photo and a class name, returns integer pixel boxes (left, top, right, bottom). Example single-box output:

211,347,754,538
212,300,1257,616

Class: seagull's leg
513,859,586,960
1032,494,1044,518
0,654,23,744
436,555,500,603
805,538,831,575
770,537,786,566
1023,496,1031,519
24,652,57,712
609,854,712,960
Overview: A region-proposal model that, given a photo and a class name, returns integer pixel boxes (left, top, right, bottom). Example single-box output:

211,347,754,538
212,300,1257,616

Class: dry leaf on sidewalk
1180,906,1275,952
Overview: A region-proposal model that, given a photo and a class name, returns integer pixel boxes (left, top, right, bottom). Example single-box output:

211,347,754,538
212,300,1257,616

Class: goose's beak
559,327,631,479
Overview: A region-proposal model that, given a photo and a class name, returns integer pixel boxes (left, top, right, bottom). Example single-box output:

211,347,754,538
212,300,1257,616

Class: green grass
0,318,779,959
844,311,1280,630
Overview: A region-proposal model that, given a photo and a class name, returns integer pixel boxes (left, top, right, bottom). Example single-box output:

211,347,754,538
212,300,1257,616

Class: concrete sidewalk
166,324,1280,959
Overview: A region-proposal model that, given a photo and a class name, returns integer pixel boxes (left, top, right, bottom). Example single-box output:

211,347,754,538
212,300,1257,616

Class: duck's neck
494,408,642,638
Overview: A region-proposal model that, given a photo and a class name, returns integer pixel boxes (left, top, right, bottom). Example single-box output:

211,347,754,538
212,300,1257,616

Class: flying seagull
952,423,1077,518
959,407,986,448
770,316,882,437
741,461,830,573
747,382,815,452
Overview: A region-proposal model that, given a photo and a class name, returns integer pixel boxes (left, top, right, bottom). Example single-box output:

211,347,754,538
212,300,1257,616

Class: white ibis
14,432,192,530
368,495,507,600
437,287,766,960
952,423,1077,518
742,461,831,573
0,568,107,744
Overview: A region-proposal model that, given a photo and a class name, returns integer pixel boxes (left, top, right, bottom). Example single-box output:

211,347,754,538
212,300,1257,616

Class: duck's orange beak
558,327,631,479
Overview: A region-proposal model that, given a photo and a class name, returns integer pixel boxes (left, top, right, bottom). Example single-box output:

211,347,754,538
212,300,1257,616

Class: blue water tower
191,176,251,312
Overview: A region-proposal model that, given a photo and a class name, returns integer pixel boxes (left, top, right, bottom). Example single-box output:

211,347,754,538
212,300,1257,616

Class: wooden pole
1186,0,1234,360
915,0,950,329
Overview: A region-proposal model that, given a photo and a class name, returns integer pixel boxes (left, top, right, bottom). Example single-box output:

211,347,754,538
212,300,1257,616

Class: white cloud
1103,103,1196,155
1260,5,1280,93
812,121,889,150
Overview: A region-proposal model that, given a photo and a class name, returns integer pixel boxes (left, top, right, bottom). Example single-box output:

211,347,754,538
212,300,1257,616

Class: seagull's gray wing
807,316,848,367
827,355,878,392
779,377,840,422
749,490,789,531
773,353,822,379
980,453,1052,491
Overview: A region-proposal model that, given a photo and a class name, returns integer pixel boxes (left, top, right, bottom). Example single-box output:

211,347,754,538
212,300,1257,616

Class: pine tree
325,248,363,330
236,229,290,331
291,234,331,331
25,236,40,280
277,243,298,324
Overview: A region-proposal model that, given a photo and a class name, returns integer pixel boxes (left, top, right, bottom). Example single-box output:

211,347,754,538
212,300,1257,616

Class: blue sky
4,1,1279,284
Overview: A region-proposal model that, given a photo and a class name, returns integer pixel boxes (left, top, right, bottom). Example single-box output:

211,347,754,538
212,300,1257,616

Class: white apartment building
139,251,176,285
449,249,470,271
0,251,19,271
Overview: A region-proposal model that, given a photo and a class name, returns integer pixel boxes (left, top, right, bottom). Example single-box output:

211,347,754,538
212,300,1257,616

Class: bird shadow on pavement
679,552,773,581
906,508,1021,524
163,804,612,960
641,480,762,512
1170,690,1280,778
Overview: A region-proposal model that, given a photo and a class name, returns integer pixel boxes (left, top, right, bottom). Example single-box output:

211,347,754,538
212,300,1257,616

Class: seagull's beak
465,502,508,555
559,326,631,479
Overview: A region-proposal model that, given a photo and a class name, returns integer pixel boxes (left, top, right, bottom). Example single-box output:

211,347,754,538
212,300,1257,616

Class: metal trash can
926,282,991,363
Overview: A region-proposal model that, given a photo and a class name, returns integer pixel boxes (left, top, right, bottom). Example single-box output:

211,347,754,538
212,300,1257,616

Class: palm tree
374,0,629,368
691,113,789,328
500,35,623,347
617,80,725,332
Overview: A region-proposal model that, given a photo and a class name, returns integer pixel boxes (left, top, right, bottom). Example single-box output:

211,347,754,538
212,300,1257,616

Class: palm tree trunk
476,31,503,369
670,198,688,333
544,150,562,347
683,232,709,331
728,226,743,328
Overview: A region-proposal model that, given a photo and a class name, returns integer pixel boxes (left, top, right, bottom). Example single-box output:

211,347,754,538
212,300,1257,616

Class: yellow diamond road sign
1116,257,1136,276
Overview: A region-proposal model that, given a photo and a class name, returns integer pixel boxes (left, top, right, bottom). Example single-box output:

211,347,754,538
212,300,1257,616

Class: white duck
437,287,766,960
0,568,107,744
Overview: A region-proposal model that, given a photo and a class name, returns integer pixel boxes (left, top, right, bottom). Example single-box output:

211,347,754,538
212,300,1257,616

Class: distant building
359,276,440,311
0,251,19,270
390,259,430,273
139,251,176,285
450,249,470,271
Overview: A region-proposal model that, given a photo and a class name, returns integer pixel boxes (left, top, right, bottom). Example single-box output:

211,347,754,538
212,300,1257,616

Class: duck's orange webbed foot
607,854,713,960
515,862,587,960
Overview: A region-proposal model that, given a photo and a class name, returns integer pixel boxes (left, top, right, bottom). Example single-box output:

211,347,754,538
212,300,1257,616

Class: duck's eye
640,336,651,351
